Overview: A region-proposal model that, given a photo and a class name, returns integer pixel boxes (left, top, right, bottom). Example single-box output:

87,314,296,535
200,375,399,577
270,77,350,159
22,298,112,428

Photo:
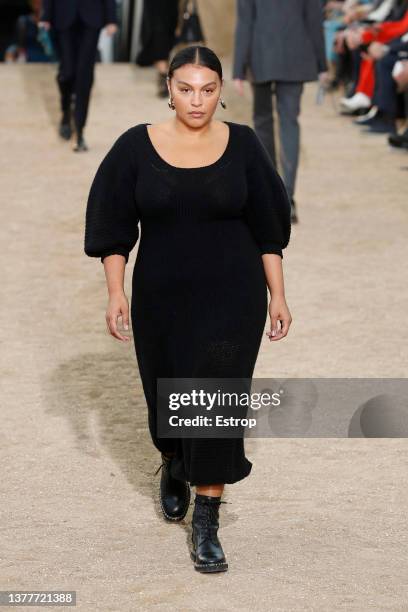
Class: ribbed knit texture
84,121,291,485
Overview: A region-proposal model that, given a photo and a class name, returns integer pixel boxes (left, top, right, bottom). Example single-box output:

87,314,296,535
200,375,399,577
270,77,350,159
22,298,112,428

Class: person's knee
277,104,301,126
57,66,75,84
276,87,302,120
253,111,273,127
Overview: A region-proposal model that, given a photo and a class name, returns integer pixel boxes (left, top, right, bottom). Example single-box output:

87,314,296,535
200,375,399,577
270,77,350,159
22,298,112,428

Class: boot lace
153,453,174,476
153,462,165,476
194,498,228,545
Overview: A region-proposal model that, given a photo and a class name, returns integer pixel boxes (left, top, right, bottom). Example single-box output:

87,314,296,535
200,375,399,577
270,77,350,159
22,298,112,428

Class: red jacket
361,10,408,44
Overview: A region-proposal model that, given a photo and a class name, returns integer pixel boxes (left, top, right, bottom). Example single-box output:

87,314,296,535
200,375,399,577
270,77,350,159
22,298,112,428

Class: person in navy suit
39,0,118,151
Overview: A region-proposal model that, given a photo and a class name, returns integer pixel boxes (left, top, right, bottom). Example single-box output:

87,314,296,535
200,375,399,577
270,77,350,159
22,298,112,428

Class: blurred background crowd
1,0,407,210
323,0,408,147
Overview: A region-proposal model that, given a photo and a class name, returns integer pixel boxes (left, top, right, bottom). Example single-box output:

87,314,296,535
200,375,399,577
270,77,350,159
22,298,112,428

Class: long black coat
135,0,179,66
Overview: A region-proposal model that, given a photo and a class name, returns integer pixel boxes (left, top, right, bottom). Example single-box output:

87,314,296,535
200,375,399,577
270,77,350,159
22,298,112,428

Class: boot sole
190,550,228,573
159,482,191,522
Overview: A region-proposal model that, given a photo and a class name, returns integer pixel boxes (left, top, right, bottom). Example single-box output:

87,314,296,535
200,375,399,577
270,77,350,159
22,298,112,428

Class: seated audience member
327,0,399,91
354,32,408,131
388,54,408,146
4,0,56,63
339,1,408,113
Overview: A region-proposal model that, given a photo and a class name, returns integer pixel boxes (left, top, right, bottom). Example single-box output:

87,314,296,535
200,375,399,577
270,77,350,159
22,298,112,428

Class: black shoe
388,130,408,149
154,453,190,522
291,198,298,224
59,118,72,140
73,133,88,152
362,115,396,134
190,494,228,573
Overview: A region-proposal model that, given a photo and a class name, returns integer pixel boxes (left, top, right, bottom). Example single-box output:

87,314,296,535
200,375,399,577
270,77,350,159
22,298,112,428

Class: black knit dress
84,121,291,486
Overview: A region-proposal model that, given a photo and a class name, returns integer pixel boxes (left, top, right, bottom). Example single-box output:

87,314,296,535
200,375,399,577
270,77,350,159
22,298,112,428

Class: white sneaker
340,92,371,111
354,106,378,124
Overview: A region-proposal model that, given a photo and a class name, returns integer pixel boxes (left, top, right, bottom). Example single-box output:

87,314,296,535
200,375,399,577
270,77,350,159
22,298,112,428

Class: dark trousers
374,52,401,119
55,17,101,132
252,81,304,200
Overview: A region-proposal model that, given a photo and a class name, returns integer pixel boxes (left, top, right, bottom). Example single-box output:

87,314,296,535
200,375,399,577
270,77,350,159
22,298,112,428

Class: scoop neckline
144,121,232,170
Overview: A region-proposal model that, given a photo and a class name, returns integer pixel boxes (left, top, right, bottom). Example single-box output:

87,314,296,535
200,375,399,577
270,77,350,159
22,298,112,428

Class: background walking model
135,0,180,98
232,0,329,223
39,0,118,151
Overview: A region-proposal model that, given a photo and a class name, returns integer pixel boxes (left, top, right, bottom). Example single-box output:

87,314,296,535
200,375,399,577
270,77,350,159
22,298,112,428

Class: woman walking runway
84,45,292,573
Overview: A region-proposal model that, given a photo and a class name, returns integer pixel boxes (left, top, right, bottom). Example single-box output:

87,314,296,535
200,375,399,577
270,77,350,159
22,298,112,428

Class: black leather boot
190,494,228,573
154,453,190,522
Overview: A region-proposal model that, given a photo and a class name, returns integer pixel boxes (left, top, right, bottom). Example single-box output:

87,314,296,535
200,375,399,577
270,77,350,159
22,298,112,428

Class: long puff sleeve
84,130,140,264
243,126,292,259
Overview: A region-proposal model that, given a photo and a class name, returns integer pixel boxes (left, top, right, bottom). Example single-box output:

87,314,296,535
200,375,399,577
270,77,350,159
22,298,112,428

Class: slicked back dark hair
167,45,223,82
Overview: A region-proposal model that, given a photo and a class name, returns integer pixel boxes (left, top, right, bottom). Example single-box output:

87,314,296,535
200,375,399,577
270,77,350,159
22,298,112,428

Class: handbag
175,0,205,45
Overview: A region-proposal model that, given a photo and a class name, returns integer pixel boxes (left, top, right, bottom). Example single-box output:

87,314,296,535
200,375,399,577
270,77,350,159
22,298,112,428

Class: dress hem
171,458,253,487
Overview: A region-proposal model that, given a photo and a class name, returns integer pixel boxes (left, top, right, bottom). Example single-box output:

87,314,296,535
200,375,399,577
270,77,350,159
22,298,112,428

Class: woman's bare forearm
103,254,126,296
261,254,285,298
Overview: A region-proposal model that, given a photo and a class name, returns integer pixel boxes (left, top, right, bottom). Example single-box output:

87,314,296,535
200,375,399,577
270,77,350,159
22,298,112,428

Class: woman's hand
265,295,292,341
105,291,131,342
368,42,389,60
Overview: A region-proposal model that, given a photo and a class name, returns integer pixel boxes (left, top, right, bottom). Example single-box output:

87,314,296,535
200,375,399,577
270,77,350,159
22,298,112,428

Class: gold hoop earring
168,97,175,110
219,98,227,109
